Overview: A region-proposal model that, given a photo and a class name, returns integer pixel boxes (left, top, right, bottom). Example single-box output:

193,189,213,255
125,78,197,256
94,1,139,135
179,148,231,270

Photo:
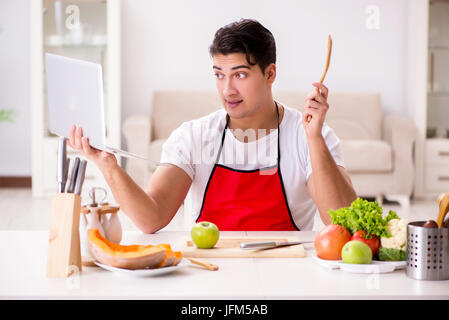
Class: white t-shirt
160,104,345,230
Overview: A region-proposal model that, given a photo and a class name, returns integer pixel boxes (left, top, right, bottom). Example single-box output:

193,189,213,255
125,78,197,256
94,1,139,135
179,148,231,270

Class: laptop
45,53,150,161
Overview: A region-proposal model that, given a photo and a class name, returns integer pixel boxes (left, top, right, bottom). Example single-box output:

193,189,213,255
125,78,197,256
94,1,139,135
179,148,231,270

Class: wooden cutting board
180,236,306,258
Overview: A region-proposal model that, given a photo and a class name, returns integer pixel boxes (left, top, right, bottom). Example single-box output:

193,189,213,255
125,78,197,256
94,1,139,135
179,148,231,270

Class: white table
1,230,448,300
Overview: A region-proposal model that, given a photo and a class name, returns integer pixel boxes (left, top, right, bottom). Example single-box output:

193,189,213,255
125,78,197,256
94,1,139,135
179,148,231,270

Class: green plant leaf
378,248,406,261
0,109,14,123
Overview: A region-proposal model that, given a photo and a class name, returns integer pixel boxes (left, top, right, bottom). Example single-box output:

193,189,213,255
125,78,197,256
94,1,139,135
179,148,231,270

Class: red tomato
350,230,379,256
314,224,351,260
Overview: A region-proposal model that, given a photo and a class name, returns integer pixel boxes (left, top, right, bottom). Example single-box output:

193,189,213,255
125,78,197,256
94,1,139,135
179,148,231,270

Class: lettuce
329,197,399,239
378,248,406,261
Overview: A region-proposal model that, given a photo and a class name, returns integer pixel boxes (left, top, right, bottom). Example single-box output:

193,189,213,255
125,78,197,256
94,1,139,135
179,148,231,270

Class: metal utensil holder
406,221,449,280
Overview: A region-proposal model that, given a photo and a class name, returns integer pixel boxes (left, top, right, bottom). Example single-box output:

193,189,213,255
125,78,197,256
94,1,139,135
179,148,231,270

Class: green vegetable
378,247,406,261
329,197,399,239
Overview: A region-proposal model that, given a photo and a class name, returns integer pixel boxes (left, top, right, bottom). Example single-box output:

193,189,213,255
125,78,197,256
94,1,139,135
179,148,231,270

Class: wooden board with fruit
181,236,306,258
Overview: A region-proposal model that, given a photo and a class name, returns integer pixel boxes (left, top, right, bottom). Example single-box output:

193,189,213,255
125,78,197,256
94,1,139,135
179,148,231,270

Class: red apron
196,102,299,231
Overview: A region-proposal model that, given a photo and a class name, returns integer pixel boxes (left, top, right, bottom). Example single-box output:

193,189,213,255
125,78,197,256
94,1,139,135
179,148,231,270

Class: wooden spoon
437,192,447,206
436,192,449,228
187,258,219,271
307,34,332,123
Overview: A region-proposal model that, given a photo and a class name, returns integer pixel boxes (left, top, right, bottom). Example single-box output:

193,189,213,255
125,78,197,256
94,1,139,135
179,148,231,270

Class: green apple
341,240,372,264
191,221,220,249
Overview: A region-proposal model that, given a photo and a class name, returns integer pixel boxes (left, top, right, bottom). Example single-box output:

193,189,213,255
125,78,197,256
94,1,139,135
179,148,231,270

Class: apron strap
216,101,281,165
215,116,229,164
274,101,280,165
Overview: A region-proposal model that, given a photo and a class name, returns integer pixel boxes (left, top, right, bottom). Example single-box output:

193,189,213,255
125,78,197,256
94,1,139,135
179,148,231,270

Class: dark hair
209,19,276,74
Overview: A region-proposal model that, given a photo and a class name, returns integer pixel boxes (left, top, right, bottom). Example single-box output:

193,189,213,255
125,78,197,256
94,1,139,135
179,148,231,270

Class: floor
0,188,440,232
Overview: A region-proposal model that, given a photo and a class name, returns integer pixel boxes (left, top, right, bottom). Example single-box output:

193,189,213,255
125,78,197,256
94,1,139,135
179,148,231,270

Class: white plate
94,258,191,277
312,255,406,274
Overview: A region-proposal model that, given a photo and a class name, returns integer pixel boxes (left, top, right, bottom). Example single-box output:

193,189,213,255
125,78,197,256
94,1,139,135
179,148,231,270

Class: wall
0,0,409,176
0,0,30,175
121,0,409,124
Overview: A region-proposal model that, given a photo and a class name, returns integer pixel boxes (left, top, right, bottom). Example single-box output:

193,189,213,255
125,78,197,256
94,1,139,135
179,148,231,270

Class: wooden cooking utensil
187,258,219,271
307,34,332,123
437,192,447,206
436,192,449,228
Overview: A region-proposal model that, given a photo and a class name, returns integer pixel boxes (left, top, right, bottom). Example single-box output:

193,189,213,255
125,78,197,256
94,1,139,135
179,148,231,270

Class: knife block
46,193,82,278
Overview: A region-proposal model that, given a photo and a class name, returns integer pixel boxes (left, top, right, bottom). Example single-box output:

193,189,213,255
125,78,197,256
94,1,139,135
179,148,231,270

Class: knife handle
66,157,80,193
62,158,70,193
74,160,87,195
57,137,67,193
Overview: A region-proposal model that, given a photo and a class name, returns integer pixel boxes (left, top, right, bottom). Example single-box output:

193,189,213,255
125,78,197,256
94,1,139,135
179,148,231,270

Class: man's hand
303,83,357,224
67,124,117,170
302,82,330,140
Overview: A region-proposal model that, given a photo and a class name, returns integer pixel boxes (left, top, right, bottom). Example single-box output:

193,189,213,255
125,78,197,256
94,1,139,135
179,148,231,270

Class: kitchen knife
57,137,68,193
66,157,80,193
74,160,87,195
240,240,313,250
63,158,70,192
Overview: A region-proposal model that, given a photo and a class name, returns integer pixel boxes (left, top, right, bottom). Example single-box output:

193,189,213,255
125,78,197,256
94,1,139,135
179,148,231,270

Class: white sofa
123,90,417,207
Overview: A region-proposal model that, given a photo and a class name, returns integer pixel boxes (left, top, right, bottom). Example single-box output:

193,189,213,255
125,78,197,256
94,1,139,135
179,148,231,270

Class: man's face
212,53,275,120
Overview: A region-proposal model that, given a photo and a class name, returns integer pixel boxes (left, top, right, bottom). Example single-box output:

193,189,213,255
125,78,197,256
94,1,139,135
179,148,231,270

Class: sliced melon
87,228,166,270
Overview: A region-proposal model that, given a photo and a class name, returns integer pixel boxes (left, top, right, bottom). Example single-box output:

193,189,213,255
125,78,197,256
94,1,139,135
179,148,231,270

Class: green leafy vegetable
329,197,399,239
378,248,406,261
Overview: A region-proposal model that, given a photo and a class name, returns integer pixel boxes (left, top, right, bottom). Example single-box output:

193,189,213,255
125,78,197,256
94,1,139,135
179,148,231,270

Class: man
68,19,357,233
